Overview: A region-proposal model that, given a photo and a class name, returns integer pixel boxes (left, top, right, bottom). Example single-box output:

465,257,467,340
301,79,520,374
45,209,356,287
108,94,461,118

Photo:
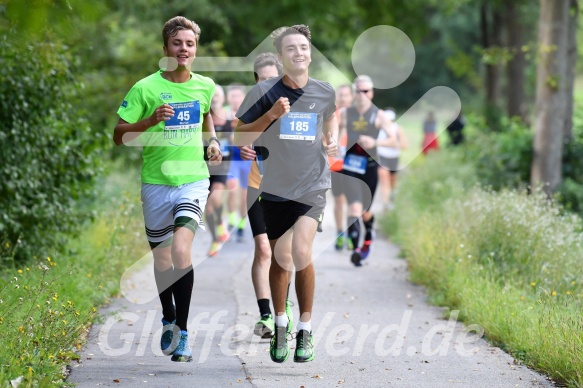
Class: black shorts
261,190,327,240
331,170,345,197
342,163,378,209
209,174,228,186
208,159,230,186
378,156,399,173
247,186,266,237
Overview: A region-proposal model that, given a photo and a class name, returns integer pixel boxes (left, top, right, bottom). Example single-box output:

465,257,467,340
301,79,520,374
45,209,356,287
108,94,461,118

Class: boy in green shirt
113,16,222,362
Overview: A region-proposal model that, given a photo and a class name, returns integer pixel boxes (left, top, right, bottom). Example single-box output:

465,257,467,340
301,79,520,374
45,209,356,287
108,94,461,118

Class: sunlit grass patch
0,166,147,386
385,150,583,387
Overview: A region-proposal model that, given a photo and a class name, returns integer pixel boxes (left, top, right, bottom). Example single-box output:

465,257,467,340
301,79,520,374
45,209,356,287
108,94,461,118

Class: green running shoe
335,234,345,251
346,237,354,251
293,329,315,363
254,314,275,338
171,330,192,362
269,325,290,363
285,299,294,336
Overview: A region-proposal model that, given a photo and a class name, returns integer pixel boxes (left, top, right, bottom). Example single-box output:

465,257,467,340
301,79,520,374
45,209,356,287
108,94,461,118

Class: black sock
154,266,176,322
216,205,224,225
258,298,271,317
172,265,194,331
364,216,374,241
347,216,360,250
206,212,217,241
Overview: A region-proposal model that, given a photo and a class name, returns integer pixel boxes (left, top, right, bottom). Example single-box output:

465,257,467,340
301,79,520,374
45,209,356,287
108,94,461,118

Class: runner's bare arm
339,108,347,135
337,108,347,147
233,97,290,146
202,112,222,164
201,111,218,143
323,114,339,157
113,103,174,146
239,145,256,160
375,110,398,148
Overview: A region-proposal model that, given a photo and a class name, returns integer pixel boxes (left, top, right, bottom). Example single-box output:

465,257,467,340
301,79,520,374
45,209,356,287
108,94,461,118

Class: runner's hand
267,97,290,121
207,143,222,166
325,132,338,157
239,145,256,160
358,135,376,150
151,104,174,123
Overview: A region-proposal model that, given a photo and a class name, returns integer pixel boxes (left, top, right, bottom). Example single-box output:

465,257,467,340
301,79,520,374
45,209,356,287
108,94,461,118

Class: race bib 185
280,112,317,141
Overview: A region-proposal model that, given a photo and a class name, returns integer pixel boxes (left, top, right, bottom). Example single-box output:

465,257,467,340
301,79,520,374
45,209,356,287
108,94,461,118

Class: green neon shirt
118,70,215,186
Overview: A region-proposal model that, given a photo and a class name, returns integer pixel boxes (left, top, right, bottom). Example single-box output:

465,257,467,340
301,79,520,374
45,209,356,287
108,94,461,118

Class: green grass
0,164,147,387
385,150,583,387
575,75,583,104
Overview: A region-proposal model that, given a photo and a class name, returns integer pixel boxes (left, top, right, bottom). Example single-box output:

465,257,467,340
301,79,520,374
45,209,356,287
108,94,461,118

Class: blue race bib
165,101,201,130
164,101,201,146
219,136,231,157
280,112,317,141
343,154,368,175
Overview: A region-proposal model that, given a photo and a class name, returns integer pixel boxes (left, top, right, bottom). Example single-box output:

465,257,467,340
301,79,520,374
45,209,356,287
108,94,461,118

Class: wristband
208,136,221,147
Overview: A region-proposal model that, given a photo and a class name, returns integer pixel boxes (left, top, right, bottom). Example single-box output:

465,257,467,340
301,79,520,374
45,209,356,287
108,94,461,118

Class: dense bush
462,114,533,190
460,112,583,216
558,108,583,213
0,34,105,264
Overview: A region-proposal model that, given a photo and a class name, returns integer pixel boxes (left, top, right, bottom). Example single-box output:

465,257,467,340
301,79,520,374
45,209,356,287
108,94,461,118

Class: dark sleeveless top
345,106,380,162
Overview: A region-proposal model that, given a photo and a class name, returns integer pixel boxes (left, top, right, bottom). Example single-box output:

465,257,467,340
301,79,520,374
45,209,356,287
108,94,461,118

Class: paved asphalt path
68,192,554,387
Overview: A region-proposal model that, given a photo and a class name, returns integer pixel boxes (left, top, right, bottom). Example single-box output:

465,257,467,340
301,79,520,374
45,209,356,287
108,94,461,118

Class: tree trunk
505,1,527,122
564,0,578,140
480,0,503,131
483,2,503,106
531,0,571,195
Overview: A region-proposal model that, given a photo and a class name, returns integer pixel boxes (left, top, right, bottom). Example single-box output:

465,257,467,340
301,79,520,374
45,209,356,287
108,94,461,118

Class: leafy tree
531,0,577,194
0,5,106,263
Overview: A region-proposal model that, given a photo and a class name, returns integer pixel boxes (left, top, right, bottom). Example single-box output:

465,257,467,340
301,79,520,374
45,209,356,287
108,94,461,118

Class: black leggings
342,164,378,210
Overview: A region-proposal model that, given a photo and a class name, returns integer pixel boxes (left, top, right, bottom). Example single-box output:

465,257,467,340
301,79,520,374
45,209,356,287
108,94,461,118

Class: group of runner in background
208,78,409,266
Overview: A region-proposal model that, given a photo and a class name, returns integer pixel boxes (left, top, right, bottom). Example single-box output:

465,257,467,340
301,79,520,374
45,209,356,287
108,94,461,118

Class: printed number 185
290,121,309,132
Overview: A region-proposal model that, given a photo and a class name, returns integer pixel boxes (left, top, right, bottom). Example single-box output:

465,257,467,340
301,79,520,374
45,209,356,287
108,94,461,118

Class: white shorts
141,179,209,244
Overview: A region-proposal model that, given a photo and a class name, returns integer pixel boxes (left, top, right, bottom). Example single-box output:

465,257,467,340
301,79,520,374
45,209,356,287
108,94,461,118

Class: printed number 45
177,111,190,121
290,121,309,132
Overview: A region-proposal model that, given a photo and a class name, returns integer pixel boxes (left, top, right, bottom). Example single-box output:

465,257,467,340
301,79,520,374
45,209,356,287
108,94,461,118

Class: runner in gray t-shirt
234,24,338,364
238,76,335,200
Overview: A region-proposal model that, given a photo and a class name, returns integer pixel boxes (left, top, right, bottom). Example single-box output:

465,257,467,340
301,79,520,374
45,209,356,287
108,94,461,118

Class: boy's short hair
253,53,283,81
272,25,311,55
162,16,201,47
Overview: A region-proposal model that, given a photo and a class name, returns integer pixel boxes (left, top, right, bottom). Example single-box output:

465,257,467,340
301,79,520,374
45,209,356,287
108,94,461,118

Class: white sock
274,313,289,328
296,320,311,333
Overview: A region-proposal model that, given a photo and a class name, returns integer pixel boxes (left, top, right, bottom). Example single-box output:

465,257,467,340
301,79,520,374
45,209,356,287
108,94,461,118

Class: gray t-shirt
237,77,336,201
